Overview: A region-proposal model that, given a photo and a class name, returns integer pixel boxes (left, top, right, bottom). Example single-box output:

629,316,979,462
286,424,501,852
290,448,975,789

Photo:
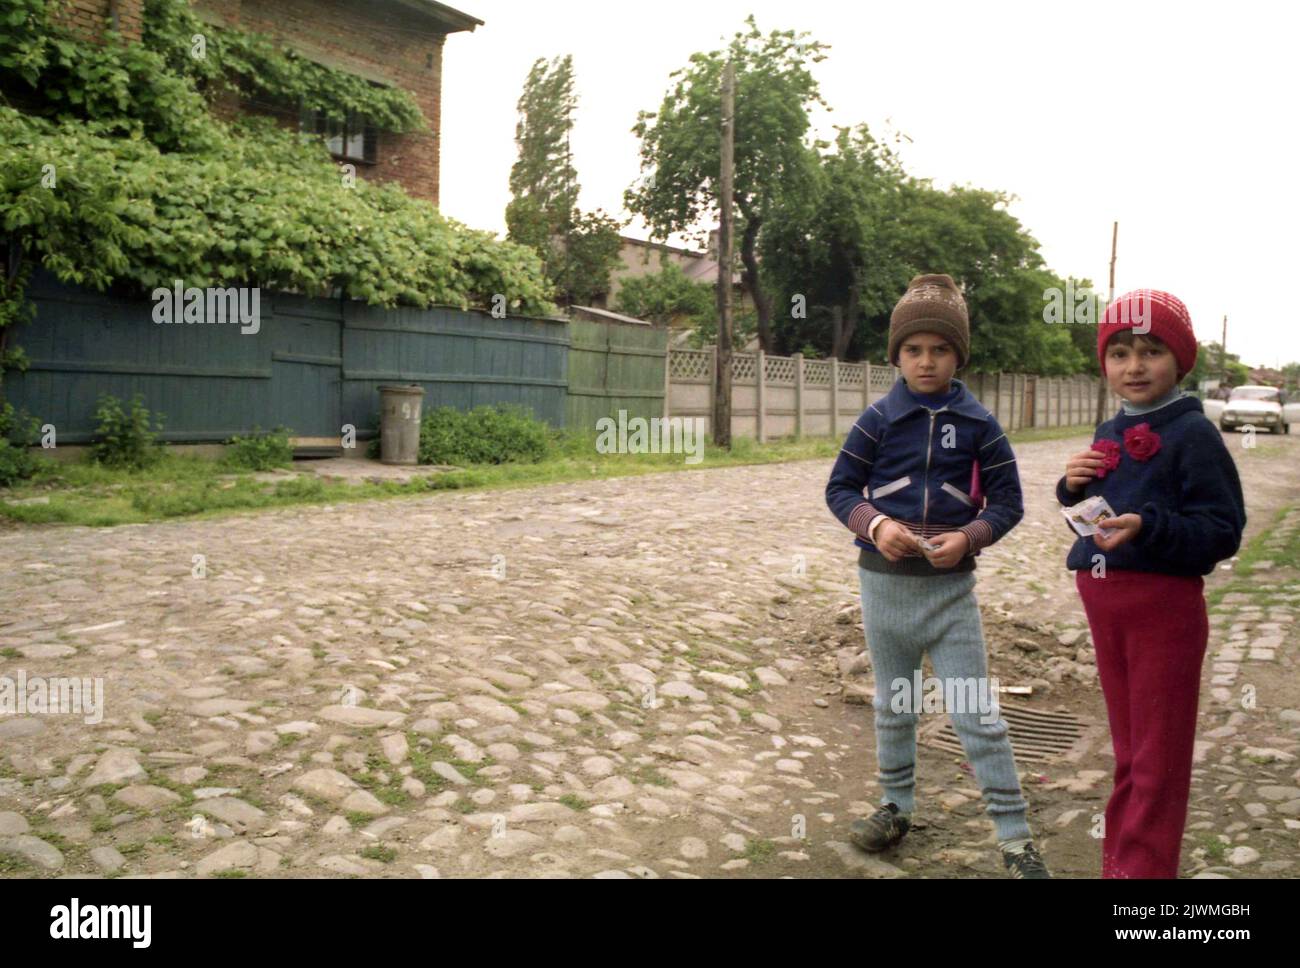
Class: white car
1219,385,1290,434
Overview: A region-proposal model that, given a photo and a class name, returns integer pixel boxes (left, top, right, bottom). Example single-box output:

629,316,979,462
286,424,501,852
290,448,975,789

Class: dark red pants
1075,568,1208,879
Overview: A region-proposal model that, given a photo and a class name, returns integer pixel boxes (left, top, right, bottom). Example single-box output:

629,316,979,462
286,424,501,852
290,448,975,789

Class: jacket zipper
921,406,948,529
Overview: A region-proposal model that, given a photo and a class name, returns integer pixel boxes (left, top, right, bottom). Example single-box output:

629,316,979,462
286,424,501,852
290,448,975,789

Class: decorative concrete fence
666,348,1119,441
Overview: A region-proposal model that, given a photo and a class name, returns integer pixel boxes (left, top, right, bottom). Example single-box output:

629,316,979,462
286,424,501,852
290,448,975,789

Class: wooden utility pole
1220,314,1228,386
714,61,735,450
1094,221,1118,426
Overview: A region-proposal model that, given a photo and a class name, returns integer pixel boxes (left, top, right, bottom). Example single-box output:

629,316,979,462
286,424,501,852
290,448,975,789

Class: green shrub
0,402,41,487
418,405,551,466
0,439,37,487
90,394,165,469
223,426,293,471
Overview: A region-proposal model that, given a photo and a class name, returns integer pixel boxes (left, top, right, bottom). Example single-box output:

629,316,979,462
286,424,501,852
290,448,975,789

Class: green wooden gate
565,318,667,435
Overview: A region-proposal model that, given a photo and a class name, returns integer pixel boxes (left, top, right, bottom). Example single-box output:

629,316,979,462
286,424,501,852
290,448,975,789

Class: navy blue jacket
1056,396,1246,576
825,377,1024,573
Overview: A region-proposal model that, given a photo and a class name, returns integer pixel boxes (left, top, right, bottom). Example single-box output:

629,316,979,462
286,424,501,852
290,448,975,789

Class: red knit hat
1097,289,1197,377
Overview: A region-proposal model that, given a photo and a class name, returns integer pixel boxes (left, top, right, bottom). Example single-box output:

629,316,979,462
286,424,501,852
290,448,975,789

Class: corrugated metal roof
572,305,653,327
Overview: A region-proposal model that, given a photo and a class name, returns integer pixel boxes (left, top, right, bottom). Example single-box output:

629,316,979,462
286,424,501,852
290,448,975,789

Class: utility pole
1220,314,1228,387
563,96,573,312
714,60,735,450
1094,221,1118,426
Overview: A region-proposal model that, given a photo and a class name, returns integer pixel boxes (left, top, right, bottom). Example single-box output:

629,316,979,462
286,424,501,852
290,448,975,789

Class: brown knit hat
888,274,970,368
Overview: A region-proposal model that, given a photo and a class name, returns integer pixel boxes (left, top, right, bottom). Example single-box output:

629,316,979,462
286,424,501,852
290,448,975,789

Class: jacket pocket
940,481,975,507
869,475,912,500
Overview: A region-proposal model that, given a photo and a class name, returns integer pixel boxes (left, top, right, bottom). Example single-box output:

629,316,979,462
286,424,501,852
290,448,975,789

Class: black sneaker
1002,843,1051,879
849,802,911,852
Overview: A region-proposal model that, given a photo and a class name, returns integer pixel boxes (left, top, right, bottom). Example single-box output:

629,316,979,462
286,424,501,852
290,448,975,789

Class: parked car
1219,385,1290,434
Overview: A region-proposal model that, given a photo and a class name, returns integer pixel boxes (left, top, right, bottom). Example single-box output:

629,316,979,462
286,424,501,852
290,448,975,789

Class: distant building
599,229,750,317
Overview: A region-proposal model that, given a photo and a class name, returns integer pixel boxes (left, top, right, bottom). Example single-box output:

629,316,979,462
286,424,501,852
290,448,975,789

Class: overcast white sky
440,0,1299,370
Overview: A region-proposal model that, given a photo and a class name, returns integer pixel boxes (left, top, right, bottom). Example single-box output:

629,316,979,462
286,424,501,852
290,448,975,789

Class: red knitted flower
1092,438,1122,478
1123,423,1162,461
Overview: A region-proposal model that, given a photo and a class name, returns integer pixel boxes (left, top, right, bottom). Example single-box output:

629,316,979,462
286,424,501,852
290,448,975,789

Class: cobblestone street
2,430,1298,878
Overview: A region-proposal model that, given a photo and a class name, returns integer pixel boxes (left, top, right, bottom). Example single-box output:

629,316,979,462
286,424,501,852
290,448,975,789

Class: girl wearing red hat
1057,290,1246,878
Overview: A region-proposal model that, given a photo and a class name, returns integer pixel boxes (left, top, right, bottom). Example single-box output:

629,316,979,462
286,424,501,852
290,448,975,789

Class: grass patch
558,794,590,811
633,766,670,788
0,434,846,528
359,845,397,864
1207,504,1299,608
0,419,1122,531
1200,835,1227,863
351,753,411,807
0,854,32,874
210,868,248,879
743,839,778,863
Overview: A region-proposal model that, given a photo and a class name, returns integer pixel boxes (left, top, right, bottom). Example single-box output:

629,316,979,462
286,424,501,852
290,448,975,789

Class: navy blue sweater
1056,396,1246,576
826,377,1024,575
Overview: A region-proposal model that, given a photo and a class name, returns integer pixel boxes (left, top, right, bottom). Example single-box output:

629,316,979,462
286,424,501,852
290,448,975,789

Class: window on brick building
300,106,377,165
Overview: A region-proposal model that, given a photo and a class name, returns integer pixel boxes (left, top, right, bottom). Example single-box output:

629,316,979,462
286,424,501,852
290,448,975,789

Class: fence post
795,353,805,439
708,345,718,439
662,345,671,420
755,350,766,444
861,362,870,411
830,357,840,437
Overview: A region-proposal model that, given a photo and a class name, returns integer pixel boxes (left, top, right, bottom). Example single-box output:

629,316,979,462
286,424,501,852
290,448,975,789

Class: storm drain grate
919,701,1101,764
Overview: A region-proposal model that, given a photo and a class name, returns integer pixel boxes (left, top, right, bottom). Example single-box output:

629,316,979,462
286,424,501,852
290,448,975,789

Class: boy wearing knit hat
1058,289,1245,878
826,274,1049,878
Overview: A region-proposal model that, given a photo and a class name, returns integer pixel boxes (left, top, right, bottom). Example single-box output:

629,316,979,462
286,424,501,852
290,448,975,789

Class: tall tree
761,125,907,359
762,143,1087,373
506,56,579,263
506,55,624,308
624,15,828,351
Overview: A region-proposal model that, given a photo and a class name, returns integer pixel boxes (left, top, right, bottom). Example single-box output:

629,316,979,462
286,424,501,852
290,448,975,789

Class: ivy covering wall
0,0,557,377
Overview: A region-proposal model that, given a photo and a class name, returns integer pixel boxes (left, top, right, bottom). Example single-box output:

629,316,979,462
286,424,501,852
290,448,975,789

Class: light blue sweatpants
857,566,1031,844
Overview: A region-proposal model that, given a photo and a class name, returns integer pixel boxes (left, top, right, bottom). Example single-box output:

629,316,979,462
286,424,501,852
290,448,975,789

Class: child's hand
1065,449,1107,493
875,520,917,562
923,531,970,569
1093,513,1142,551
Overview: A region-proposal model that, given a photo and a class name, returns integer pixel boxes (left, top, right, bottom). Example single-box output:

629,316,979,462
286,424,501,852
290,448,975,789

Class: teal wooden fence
3,271,571,443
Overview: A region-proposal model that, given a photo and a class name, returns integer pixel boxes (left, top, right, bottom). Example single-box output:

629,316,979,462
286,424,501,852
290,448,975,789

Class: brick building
49,0,483,205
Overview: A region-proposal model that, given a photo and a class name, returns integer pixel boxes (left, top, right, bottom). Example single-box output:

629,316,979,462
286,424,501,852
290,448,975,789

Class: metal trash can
378,384,425,465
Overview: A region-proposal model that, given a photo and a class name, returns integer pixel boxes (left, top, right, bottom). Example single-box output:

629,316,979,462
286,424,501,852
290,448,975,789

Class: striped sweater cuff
846,502,882,540
958,518,996,553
